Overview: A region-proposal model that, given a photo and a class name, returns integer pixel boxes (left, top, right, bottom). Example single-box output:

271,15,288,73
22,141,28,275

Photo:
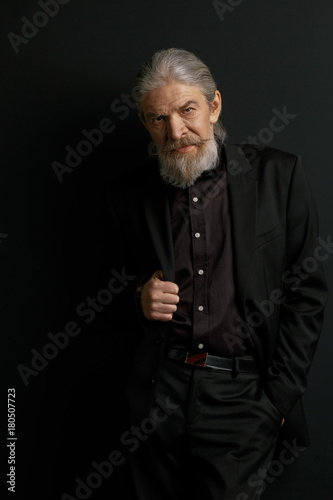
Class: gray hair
133,48,227,145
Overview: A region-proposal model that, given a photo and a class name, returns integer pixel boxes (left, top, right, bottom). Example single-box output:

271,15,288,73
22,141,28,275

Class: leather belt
165,348,261,376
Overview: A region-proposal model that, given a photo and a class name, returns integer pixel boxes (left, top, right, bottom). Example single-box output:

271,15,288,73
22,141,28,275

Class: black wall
1,1,332,499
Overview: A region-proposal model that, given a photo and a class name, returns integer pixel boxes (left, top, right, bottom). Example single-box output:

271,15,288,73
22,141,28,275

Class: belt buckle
185,351,208,367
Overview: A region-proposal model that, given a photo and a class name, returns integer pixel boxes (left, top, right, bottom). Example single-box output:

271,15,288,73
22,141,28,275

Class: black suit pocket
254,224,282,249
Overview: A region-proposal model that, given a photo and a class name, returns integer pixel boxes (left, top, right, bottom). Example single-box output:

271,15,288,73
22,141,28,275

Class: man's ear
209,90,222,125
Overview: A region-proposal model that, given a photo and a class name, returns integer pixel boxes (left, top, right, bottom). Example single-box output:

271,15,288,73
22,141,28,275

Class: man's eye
152,115,164,123
183,107,193,114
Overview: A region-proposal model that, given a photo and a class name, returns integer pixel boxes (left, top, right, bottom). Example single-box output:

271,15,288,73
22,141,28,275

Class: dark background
1,0,332,498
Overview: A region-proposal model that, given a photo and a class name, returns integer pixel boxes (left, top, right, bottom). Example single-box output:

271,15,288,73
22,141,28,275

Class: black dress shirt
166,147,255,357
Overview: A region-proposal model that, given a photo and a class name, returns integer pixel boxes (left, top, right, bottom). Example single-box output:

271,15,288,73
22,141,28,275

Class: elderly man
100,48,327,499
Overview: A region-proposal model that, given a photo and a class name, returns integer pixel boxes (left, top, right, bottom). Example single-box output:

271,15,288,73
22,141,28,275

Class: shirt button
198,343,204,349
198,269,204,275
193,197,199,202
198,305,204,311
194,232,201,238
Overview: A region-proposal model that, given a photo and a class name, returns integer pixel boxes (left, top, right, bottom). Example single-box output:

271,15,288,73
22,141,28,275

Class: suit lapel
143,171,175,282
225,144,257,313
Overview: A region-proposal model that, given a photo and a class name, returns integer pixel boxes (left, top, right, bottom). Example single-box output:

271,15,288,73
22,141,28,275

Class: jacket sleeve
265,155,328,417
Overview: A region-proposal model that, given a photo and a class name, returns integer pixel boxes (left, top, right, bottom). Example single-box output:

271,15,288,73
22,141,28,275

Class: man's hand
138,270,179,321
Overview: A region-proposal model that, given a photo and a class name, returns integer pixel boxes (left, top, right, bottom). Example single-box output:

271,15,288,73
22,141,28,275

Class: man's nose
167,115,187,141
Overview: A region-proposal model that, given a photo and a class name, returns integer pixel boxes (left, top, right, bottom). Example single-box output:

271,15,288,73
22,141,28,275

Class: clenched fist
138,270,179,321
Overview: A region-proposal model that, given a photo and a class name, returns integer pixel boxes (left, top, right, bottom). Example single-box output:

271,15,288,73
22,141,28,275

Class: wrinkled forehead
141,81,207,117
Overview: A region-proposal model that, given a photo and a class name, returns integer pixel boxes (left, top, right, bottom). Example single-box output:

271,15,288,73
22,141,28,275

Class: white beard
152,135,219,189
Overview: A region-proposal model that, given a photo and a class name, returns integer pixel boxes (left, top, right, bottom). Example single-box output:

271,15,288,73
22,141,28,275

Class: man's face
140,81,221,151
140,81,222,188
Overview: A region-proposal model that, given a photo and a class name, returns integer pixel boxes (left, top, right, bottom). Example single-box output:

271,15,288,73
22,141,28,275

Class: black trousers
127,355,282,500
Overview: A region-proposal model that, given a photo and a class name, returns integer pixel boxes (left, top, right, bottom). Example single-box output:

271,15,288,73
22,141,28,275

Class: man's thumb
152,269,164,281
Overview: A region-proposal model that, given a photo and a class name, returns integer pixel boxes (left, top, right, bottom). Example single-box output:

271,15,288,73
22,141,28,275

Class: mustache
160,136,213,154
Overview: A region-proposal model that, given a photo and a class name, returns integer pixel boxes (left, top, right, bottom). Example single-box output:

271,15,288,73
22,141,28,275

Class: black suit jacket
98,143,327,447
